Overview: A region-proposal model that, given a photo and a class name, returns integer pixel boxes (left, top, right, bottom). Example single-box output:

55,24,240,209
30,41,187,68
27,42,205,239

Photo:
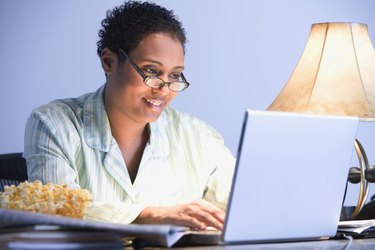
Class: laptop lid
222,110,359,243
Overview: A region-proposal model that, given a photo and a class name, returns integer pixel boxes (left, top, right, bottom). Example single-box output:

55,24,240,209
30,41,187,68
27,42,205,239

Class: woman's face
104,33,185,124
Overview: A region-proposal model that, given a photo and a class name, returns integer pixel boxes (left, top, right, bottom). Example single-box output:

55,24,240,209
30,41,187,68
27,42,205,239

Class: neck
104,84,150,183
109,112,149,184
106,110,148,146
104,95,147,147
111,120,148,146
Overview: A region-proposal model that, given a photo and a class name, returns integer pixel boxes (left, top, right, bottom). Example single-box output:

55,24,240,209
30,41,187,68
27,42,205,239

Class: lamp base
340,139,370,220
341,200,375,221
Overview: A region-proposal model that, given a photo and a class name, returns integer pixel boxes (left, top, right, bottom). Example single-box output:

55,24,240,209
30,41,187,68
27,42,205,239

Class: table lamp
268,22,375,219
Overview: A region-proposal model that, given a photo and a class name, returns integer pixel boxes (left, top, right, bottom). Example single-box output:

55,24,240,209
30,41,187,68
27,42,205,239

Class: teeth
146,99,163,106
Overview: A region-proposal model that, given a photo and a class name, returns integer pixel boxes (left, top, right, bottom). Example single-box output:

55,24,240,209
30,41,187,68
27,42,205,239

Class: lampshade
268,22,375,121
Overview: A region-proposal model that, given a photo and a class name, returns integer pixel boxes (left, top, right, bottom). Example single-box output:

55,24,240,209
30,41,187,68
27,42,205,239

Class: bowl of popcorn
0,180,93,219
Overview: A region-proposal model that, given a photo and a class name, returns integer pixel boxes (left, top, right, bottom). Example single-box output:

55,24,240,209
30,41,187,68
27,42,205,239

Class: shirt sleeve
197,123,236,211
203,146,235,211
24,109,147,224
84,202,147,224
23,109,80,188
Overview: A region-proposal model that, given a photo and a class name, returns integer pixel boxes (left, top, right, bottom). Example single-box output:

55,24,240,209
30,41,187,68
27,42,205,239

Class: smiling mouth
145,98,165,110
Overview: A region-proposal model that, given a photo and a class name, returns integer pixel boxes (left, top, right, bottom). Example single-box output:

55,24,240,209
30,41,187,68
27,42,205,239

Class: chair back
0,153,27,192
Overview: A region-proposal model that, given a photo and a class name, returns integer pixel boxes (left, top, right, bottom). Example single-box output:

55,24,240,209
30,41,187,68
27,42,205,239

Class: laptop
221,109,359,244
185,109,359,245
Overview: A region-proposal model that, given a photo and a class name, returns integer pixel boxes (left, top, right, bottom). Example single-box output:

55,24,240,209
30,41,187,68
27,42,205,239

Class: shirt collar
83,84,112,152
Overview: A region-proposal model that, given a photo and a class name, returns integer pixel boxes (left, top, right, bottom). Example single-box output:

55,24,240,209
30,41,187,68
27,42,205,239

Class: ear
101,48,116,75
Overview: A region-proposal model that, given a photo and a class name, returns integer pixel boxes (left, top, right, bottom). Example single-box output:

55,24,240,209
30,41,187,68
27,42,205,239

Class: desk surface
131,238,375,250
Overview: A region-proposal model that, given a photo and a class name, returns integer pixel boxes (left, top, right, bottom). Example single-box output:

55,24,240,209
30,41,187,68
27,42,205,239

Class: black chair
0,153,28,192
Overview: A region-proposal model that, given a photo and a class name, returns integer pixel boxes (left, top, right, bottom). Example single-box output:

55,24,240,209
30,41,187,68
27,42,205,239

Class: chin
144,112,162,123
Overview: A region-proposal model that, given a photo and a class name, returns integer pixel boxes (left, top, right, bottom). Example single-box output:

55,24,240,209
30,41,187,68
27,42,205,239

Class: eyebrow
140,58,185,70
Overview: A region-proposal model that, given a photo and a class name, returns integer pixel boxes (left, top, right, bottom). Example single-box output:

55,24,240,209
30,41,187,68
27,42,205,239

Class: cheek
109,80,144,109
114,63,140,86
113,70,146,95
122,85,148,104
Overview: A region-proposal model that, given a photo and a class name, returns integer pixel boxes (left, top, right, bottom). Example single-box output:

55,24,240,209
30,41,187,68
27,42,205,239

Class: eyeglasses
118,48,190,92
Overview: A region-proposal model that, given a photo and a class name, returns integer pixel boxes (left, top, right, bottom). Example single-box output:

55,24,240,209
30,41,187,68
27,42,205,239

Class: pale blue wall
1,0,374,205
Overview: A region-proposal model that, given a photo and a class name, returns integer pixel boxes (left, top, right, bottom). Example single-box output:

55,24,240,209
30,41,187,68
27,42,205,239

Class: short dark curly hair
97,1,186,61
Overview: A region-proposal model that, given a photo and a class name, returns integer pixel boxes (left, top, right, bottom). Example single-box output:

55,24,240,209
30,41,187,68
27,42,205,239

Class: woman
24,1,235,230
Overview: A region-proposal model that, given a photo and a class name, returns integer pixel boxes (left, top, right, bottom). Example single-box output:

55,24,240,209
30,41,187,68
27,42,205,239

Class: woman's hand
133,199,225,230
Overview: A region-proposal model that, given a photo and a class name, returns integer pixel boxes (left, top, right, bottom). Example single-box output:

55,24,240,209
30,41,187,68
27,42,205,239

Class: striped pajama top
24,84,235,224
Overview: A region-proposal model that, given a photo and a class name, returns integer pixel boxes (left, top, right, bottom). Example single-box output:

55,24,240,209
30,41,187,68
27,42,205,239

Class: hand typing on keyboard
133,199,225,230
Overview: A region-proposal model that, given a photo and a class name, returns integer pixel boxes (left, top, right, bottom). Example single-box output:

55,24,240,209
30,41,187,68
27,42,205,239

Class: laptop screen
223,110,358,243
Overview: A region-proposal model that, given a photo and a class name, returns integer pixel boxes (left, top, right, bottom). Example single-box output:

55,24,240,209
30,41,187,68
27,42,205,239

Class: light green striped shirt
24,84,235,224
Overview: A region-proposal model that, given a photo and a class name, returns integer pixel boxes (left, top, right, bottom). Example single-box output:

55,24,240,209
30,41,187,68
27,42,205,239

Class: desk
129,238,375,250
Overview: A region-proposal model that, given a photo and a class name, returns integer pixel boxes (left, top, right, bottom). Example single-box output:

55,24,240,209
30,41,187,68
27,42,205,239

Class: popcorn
0,180,92,219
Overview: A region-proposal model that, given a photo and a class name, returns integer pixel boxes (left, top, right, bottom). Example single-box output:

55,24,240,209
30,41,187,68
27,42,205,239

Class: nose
156,84,170,94
158,73,170,84
152,80,170,95
154,74,171,93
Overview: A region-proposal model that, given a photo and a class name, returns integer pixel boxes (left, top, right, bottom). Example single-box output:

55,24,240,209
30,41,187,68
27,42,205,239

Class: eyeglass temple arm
118,48,148,81
181,73,188,84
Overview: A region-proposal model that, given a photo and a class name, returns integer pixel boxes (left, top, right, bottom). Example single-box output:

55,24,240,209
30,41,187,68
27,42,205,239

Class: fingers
186,200,225,230
175,213,208,230
134,206,208,229
196,199,226,224
133,201,226,231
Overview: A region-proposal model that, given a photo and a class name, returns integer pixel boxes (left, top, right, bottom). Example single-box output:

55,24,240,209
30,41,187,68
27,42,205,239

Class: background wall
1,0,374,206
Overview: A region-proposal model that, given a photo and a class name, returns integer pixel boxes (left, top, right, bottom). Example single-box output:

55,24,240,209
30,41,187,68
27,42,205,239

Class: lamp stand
349,139,370,219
